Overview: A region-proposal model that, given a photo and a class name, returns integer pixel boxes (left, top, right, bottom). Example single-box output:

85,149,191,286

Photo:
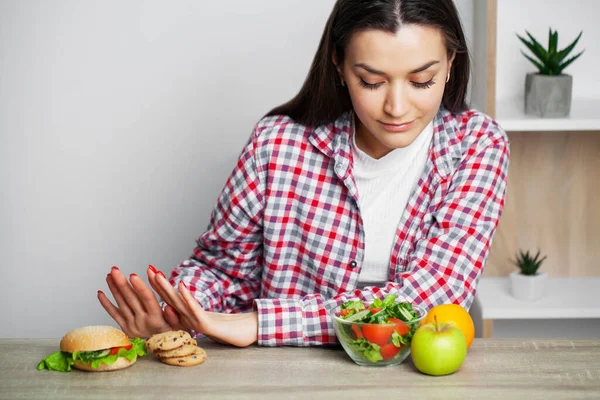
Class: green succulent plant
517,28,584,75
512,249,547,276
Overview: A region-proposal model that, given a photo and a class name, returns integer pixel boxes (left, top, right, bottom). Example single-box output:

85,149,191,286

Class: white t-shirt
351,116,433,286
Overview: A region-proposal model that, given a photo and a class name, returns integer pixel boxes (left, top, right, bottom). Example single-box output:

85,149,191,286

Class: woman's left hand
98,266,180,338
149,268,258,347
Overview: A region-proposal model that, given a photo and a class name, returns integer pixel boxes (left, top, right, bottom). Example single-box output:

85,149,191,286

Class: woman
98,0,509,347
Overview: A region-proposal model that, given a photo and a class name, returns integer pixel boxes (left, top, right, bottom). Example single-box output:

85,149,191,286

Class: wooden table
1,339,599,399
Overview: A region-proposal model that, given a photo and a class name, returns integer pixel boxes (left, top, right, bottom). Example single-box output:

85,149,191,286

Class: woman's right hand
98,266,179,338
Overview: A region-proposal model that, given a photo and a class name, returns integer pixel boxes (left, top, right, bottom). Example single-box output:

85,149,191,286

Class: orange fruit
420,304,475,349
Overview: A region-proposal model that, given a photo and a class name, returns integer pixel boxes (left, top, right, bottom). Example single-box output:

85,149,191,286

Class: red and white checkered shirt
168,107,509,346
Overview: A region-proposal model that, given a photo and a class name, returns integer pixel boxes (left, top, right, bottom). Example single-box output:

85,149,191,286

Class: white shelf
476,277,600,320
495,99,600,131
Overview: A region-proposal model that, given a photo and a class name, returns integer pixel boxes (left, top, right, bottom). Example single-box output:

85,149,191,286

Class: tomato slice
388,318,410,336
369,307,383,314
362,324,395,346
340,309,352,317
109,344,133,355
351,324,364,339
380,343,401,360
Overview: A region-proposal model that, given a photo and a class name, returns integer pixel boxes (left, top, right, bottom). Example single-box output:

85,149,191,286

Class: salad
333,294,421,364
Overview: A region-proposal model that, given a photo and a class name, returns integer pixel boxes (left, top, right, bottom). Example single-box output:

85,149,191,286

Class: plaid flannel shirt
168,107,509,346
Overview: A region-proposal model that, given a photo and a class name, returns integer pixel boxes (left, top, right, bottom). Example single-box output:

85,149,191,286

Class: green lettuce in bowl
331,294,426,366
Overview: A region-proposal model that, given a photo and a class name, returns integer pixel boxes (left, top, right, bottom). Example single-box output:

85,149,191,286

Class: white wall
0,0,337,338
470,0,489,112
496,0,599,101
1,1,475,338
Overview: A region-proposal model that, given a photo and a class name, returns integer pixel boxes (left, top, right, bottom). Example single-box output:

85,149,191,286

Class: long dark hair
266,0,470,127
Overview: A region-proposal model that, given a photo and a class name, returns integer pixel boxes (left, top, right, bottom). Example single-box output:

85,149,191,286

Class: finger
163,305,185,330
147,266,172,306
129,273,162,315
147,268,184,324
106,273,134,318
165,304,196,333
154,270,193,320
178,281,207,318
108,267,145,314
97,290,127,329
180,313,197,331
178,284,226,341
177,286,230,344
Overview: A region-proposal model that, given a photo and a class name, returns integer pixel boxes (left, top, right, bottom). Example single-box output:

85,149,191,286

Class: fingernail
148,265,157,273
181,281,188,289
157,271,166,279
106,273,111,278
111,266,119,271
130,273,138,280
98,290,103,296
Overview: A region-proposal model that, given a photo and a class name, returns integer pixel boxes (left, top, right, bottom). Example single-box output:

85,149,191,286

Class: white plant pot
509,271,548,301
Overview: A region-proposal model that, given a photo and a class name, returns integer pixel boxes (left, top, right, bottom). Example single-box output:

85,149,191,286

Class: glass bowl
331,303,427,367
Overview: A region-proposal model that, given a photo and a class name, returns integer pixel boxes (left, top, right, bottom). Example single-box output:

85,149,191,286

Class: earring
446,72,450,83
341,78,346,87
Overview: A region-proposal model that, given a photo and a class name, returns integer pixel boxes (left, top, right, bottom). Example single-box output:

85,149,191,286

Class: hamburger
38,326,146,372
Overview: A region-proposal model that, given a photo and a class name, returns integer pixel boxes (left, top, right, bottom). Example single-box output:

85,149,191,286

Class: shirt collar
309,108,463,180
431,107,464,178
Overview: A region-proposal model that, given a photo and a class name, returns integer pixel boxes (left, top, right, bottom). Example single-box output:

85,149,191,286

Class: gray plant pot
525,72,572,117
509,271,548,301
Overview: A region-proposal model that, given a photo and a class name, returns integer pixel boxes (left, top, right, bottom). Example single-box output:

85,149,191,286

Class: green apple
410,317,467,376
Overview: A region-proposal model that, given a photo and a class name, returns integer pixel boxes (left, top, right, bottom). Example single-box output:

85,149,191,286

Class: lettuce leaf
73,337,147,369
341,300,365,314
389,302,418,321
391,330,408,347
371,294,397,309
37,351,74,372
38,337,146,371
351,338,383,363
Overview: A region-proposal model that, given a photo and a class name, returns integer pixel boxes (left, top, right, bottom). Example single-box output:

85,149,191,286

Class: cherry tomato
362,324,395,346
351,324,364,339
380,343,401,360
387,318,410,336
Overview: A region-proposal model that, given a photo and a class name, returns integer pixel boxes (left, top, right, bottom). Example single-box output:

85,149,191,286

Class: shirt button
349,260,358,268
335,163,344,171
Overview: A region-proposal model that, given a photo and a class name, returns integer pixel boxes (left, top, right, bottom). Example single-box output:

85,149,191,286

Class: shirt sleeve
254,133,510,346
167,128,265,314
399,136,509,309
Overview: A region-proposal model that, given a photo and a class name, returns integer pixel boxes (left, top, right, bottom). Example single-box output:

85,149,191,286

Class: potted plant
509,249,548,301
517,28,585,117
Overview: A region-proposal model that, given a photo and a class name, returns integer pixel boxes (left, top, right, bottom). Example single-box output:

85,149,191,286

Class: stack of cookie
146,330,206,367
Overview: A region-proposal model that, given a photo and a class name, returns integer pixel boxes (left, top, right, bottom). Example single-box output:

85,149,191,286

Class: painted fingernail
106,273,111,278
98,290,103,296
111,266,119,271
157,271,166,279
148,265,157,273
181,281,188,289
130,273,138,280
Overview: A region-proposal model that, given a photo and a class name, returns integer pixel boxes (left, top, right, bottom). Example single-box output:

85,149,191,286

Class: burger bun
73,356,136,372
60,325,136,372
